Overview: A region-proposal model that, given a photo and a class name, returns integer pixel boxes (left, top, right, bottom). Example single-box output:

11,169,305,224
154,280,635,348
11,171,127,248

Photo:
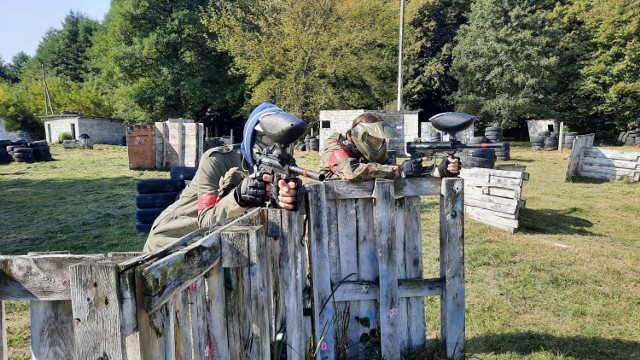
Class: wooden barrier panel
566,134,595,181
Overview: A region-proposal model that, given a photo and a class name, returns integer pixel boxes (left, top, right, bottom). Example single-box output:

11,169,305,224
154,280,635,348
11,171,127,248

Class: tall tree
92,0,243,125
451,0,559,129
404,0,470,117
205,0,398,120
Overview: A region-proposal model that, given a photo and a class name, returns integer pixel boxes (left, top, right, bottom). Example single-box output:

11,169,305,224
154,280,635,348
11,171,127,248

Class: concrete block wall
318,110,420,155
45,118,79,143
527,120,559,140
420,122,475,143
77,118,126,145
0,118,7,140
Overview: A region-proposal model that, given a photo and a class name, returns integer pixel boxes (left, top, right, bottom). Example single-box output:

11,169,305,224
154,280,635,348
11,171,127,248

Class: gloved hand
436,157,461,177
400,159,423,178
234,173,267,207
270,178,303,211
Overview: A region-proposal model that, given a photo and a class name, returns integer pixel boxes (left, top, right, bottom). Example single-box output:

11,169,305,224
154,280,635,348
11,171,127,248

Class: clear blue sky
0,0,111,61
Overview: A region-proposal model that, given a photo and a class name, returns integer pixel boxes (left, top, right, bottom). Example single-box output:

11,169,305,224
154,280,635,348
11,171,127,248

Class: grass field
1,143,639,359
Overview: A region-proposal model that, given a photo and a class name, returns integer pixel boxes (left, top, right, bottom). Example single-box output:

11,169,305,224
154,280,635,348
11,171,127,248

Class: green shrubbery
58,131,73,142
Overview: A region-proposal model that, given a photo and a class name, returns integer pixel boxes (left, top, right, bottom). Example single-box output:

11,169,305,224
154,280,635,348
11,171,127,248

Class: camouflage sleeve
333,156,399,181
195,154,245,227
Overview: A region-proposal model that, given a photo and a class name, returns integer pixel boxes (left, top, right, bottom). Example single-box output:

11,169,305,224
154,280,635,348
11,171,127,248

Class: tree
0,83,45,139
451,0,559,129
92,0,244,125
205,0,398,120
404,0,470,117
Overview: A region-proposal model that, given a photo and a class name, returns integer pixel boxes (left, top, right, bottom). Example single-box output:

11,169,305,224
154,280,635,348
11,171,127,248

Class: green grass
1,143,639,359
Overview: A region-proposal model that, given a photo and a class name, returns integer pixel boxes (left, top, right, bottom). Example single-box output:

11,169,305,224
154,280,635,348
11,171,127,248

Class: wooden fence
0,178,465,360
566,134,640,182
458,167,529,233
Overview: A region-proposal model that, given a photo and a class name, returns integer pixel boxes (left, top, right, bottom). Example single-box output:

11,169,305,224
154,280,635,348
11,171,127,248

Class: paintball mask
349,120,397,163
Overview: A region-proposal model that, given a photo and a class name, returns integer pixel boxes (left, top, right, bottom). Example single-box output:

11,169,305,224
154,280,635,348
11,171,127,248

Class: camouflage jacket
318,132,399,181
143,144,248,252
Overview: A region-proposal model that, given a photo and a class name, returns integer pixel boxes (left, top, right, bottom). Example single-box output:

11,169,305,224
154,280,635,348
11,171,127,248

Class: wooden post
282,210,306,359
440,178,465,360
30,301,75,360
248,225,272,359
70,264,127,360
205,266,230,360
135,267,175,360
306,184,336,359
558,121,564,152
373,179,400,360
0,301,6,360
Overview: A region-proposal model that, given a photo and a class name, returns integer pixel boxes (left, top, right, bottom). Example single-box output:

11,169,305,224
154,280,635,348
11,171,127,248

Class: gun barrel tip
318,174,326,181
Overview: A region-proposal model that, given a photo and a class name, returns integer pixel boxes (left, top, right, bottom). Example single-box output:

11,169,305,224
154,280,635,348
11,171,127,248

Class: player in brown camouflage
143,103,301,252
318,113,460,181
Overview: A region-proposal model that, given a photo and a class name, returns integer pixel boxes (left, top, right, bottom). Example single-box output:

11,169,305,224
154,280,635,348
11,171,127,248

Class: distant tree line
1,0,638,141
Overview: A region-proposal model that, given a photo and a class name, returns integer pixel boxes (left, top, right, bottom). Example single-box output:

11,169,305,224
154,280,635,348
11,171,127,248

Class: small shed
318,110,419,155
527,119,560,140
41,113,126,145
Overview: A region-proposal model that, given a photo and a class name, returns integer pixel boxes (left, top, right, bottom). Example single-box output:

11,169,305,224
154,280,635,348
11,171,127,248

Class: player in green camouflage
318,113,460,181
143,103,301,252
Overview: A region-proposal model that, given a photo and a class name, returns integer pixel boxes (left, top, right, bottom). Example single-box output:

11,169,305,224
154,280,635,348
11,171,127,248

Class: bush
58,132,73,142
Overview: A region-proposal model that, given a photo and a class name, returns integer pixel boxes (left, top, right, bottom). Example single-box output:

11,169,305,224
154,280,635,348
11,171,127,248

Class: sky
0,0,111,61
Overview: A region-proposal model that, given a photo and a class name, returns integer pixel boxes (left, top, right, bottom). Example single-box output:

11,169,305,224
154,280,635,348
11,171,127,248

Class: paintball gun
254,112,325,187
406,112,503,162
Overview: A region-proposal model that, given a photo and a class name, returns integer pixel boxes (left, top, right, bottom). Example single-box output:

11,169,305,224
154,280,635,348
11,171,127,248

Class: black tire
462,148,496,159
136,222,153,234
79,134,91,139
12,147,33,155
137,179,185,194
468,136,489,145
565,132,578,136
136,207,166,224
13,153,34,162
459,155,495,169
485,126,502,132
33,150,52,162
531,145,542,151
136,192,180,209
29,140,48,147
621,133,629,143
618,131,626,142
170,166,197,181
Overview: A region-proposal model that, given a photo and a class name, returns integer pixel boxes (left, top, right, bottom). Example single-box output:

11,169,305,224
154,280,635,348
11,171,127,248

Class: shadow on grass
467,331,640,360
518,207,596,235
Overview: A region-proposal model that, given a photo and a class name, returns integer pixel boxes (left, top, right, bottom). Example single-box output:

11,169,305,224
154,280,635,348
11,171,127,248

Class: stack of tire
30,140,52,161
134,166,195,234
619,129,640,146
484,126,510,161
563,132,578,149
0,140,12,164
456,136,496,169
3,140,53,163
531,131,558,151
308,137,320,151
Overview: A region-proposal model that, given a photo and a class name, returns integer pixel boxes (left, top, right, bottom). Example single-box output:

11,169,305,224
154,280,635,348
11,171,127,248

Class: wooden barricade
566,140,640,182
458,167,529,233
1,179,466,360
306,178,465,360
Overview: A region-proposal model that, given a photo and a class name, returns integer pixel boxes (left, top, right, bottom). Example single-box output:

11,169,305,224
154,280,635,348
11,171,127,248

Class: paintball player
318,113,460,181
143,103,302,252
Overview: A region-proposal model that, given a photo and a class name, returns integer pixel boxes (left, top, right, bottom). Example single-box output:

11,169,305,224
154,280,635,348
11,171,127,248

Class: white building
40,113,127,144
0,118,7,140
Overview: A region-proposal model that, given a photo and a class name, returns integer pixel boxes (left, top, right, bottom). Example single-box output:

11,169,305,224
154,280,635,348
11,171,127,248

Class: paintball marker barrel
258,156,325,181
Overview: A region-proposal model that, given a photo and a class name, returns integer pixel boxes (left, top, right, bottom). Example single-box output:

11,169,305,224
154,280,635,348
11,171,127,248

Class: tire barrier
456,136,496,169
135,168,189,234
0,140,53,164
484,126,509,160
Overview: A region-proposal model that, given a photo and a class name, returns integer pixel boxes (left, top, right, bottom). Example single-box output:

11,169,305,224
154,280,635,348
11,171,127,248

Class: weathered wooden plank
579,164,638,177
576,170,618,180
317,177,440,200
355,198,379,359
135,266,175,360
464,185,518,200
70,264,127,360
374,179,400,360
459,179,522,192
395,198,409,353
465,207,517,232
465,198,518,214
566,134,595,181
190,278,207,359
221,226,253,267
306,184,336,359
249,225,271,360
0,254,105,301
332,279,442,301
581,156,639,170
404,196,426,351
326,194,341,285
119,268,138,337
174,289,193,360
460,167,528,180
0,301,6,360
30,300,74,360
282,210,306,360
465,205,519,221
205,266,230,360
465,192,521,207
226,264,251,359
336,198,360,359
583,148,640,162
440,178,465,360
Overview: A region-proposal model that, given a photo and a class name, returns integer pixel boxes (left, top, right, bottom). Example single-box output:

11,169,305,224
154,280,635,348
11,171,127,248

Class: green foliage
92,0,243,124
451,0,559,129
404,0,470,116
0,83,45,139
58,131,72,141
205,0,397,120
